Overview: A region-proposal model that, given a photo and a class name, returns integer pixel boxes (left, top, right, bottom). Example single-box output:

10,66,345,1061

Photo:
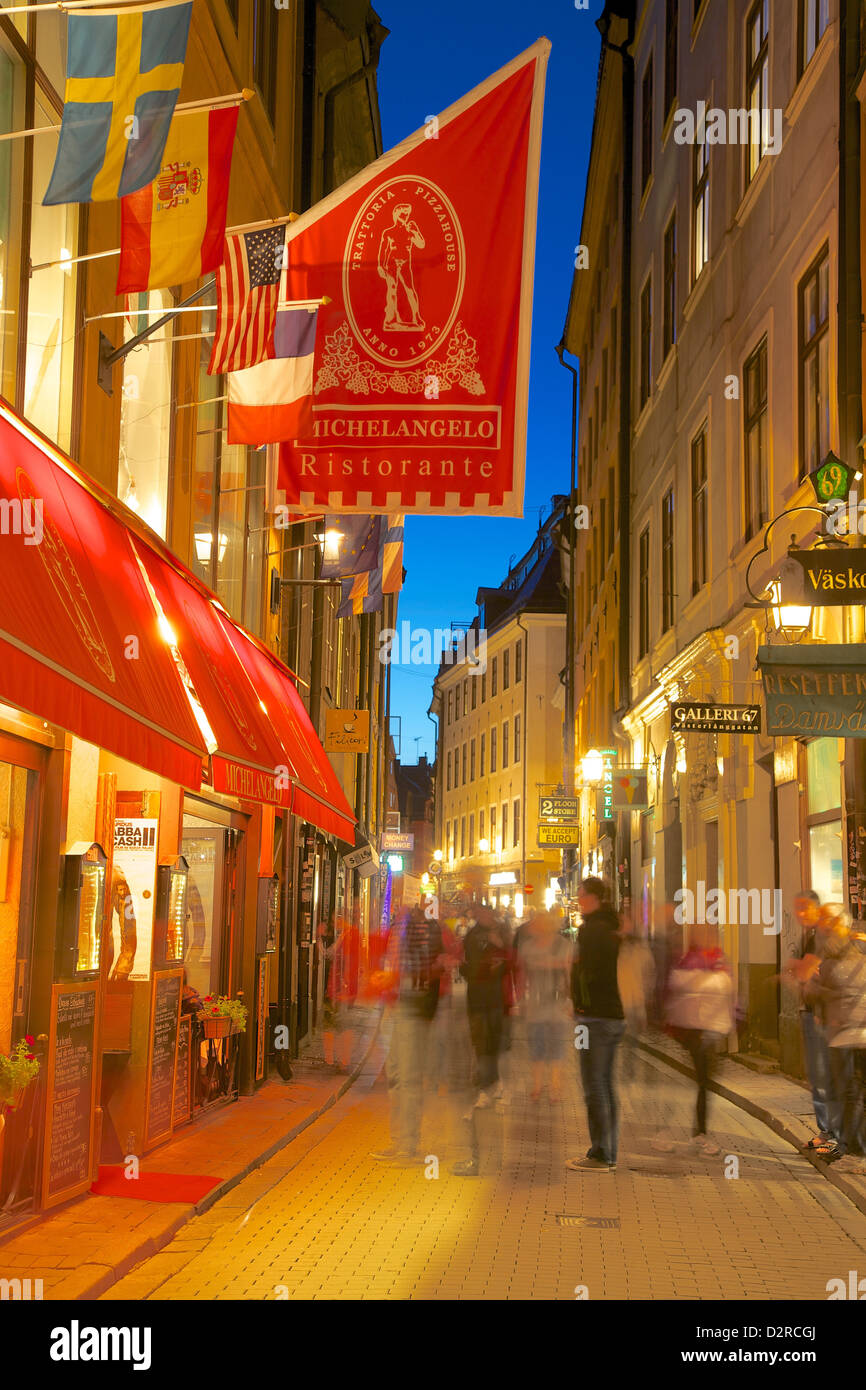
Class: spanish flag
117,105,239,294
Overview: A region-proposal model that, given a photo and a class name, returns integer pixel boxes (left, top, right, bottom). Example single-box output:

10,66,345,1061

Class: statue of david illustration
378,203,426,331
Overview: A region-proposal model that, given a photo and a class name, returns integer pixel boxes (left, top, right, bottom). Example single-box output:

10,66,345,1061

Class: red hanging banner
276,40,549,518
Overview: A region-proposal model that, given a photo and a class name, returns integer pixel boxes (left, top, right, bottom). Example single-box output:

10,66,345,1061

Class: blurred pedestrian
814,906,866,1169
459,905,511,1108
665,925,735,1155
782,889,842,1158
617,911,655,1084
517,909,572,1102
372,906,446,1164
321,914,360,1072
566,877,625,1173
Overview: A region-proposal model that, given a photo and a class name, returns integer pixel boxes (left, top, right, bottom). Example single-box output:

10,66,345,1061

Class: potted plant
197,996,248,1039
0,1037,40,1116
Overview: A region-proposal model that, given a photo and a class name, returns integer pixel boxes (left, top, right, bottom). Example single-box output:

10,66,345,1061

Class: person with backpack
566,877,626,1173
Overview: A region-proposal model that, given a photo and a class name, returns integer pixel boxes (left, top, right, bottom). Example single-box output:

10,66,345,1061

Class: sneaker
565,1155,615,1172
814,1139,842,1161
474,1091,492,1109
451,1159,479,1177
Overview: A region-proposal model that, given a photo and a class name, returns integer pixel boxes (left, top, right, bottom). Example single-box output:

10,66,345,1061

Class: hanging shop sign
324,708,371,752
343,842,380,876
808,452,857,503
785,548,866,606
538,824,580,847
382,831,414,851
759,644,866,737
670,702,762,734
610,769,650,810
538,793,580,823
600,748,617,820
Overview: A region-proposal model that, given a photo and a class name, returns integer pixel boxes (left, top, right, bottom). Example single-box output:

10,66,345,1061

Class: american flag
208,226,284,375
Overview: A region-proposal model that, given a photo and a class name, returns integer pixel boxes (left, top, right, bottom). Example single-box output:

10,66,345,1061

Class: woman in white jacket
666,926,736,1155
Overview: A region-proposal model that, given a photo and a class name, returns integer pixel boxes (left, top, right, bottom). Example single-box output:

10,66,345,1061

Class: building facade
431,503,568,919
0,1,390,1232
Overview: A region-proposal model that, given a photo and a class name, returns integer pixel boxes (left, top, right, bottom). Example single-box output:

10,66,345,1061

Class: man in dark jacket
566,877,625,1173
459,906,511,1106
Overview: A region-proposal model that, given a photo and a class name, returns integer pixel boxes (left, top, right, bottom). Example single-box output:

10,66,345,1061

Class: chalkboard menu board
145,969,182,1149
173,1013,192,1128
44,982,98,1207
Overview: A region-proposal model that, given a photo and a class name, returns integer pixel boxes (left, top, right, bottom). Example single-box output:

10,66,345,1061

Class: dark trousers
828,1046,866,1156
678,1029,720,1135
468,1006,503,1092
577,1018,626,1163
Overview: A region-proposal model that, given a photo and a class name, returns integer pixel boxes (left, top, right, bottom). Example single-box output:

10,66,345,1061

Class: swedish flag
337,516,404,618
44,1,193,206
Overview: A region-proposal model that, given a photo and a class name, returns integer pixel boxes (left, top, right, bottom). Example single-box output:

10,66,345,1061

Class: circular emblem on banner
16,467,116,684
342,175,466,369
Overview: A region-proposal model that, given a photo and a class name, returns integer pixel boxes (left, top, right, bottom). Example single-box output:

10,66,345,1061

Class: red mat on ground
90,1166,223,1203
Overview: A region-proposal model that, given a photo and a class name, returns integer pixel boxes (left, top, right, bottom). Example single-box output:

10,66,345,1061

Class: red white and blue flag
226,303,317,446
208,226,284,376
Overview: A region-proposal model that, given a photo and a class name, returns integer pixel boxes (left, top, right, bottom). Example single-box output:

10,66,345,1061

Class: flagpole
86,296,325,324
30,211,299,274
0,89,255,144
1,0,188,12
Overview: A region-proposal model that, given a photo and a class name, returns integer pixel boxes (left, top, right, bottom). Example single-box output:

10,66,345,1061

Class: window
463,678,469,714
515,639,522,683
662,488,675,632
744,335,769,539
445,820,450,857
480,733,486,777
513,800,521,848
691,425,708,594
479,809,485,843
455,684,461,720
692,136,709,282
639,277,652,409
462,743,467,783
641,56,654,194
639,526,650,658
491,657,498,697
469,814,475,856
664,0,678,120
470,739,476,781
503,649,510,690
663,212,677,358
502,721,509,768
514,714,521,762
490,727,497,773
446,751,452,791
601,348,609,423
472,679,478,710
800,0,830,76
453,747,459,789
608,468,616,550
447,691,452,725
490,806,497,846
461,816,466,858
610,305,618,402
799,246,830,481
501,803,508,849
481,673,487,703
746,1,770,185
600,498,607,567
805,740,842,899
253,0,278,125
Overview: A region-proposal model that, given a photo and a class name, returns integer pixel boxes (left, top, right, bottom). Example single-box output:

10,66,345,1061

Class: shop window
0,43,24,405
805,740,842,899
119,290,175,539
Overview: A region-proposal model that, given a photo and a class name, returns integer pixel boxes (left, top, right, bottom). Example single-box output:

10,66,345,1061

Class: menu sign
44,983,98,1207
145,969,182,1149
173,1013,193,1128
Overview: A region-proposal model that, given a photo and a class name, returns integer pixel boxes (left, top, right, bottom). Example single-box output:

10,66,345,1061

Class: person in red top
322,915,361,1072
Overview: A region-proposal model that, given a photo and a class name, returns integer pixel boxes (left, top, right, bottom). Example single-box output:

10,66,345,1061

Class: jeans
468,1005,504,1092
385,1005,431,1153
828,1046,866,1156
677,1029,722,1135
801,1011,842,1141
577,1017,626,1163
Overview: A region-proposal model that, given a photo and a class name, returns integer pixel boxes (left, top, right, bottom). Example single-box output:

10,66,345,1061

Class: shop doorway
0,742,43,1226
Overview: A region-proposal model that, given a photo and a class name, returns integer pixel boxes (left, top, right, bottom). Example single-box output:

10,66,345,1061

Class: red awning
0,402,207,786
219,618,357,843
133,540,293,806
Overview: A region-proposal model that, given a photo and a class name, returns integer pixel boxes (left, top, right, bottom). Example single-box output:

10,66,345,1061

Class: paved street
103,1010,866,1302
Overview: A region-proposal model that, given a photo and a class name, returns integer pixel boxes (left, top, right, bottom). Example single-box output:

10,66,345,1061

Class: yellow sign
324,709,370,752
537,824,580,847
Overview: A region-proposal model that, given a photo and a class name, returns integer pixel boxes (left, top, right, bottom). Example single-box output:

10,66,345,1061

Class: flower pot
197,1012,231,1040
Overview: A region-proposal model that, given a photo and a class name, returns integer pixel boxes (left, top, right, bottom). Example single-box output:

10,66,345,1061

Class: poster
111,817,159,982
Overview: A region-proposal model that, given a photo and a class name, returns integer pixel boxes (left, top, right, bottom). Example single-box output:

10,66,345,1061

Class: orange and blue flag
337,516,404,617
44,1,193,206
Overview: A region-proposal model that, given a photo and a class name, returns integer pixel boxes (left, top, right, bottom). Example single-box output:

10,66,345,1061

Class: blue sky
375,0,601,763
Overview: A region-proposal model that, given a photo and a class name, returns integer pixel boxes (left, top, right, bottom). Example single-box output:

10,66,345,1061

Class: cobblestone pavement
103,1000,866,1302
